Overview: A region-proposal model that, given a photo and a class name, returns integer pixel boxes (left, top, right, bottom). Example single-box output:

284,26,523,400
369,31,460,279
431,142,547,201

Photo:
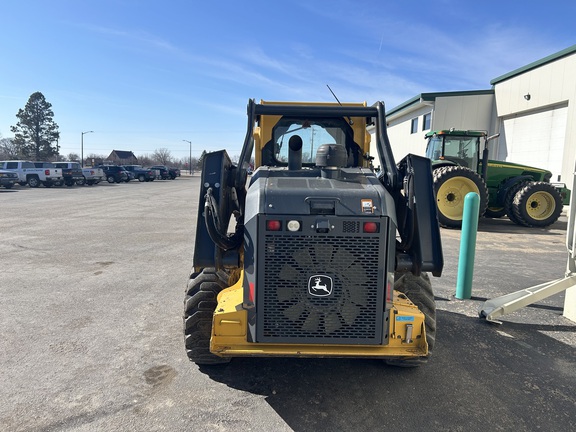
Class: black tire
504,181,529,225
512,182,563,227
43,182,53,188
54,180,64,187
86,180,95,186
4,184,13,189
107,175,115,184
433,166,488,229
28,176,40,188
386,272,436,367
484,207,506,218
76,178,86,186
183,268,231,365
138,175,145,182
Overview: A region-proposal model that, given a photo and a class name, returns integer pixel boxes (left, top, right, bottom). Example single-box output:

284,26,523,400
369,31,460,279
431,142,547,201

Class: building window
411,117,418,134
423,113,431,131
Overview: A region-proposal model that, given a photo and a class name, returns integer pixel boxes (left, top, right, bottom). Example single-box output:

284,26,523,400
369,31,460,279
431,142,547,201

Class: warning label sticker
361,199,373,214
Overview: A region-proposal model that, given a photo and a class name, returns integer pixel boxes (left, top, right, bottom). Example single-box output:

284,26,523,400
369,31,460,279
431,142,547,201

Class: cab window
268,117,356,166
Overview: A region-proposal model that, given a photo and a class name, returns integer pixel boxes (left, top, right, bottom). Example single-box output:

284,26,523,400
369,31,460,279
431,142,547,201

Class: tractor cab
425,130,484,171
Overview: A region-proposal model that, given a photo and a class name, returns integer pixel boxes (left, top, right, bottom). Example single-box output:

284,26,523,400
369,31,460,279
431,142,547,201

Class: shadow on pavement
199,310,576,432
473,215,567,235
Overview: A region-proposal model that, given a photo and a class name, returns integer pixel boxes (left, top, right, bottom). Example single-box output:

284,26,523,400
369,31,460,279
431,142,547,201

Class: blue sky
1,0,575,162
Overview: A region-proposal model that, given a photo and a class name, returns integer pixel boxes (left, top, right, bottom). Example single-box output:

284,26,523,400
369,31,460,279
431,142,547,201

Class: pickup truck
149,165,171,180
0,168,19,189
53,162,84,186
79,167,106,185
0,160,63,187
122,165,156,182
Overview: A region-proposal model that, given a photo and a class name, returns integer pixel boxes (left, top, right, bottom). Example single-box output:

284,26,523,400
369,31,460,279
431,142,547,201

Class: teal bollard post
455,192,480,299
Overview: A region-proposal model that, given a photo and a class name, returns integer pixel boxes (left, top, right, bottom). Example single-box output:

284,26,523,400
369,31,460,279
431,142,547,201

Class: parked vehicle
149,165,170,180
149,168,161,179
183,99,443,366
51,162,84,186
98,165,129,183
0,160,62,187
122,168,135,182
424,129,569,228
0,168,19,189
79,167,106,185
123,165,156,182
167,167,180,179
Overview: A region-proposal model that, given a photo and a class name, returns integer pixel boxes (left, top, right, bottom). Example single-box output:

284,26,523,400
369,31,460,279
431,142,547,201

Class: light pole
81,131,94,167
183,139,192,175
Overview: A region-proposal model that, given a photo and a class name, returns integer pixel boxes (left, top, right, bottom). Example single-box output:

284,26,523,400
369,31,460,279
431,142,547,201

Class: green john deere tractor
425,129,570,229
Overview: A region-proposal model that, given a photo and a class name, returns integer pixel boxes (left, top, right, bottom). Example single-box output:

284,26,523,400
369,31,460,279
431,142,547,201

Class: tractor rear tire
433,166,488,229
386,272,436,367
183,268,231,365
512,182,563,227
504,181,529,225
484,207,506,218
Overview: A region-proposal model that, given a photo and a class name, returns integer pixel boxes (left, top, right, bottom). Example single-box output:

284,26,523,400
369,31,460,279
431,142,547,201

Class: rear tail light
45,169,50,175
363,222,379,233
266,220,282,231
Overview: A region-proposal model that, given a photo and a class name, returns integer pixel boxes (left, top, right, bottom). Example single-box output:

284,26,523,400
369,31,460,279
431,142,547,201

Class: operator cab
261,116,362,168
425,132,480,170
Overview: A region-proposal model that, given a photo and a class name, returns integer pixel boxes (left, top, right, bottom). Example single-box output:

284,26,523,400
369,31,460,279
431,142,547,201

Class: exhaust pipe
288,135,303,170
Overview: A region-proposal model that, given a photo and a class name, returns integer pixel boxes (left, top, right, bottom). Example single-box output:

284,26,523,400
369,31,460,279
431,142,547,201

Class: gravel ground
1,177,574,432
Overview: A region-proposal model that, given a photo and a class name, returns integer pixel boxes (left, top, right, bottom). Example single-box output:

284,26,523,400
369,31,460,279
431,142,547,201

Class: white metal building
375,90,495,163
373,44,576,187
372,44,576,322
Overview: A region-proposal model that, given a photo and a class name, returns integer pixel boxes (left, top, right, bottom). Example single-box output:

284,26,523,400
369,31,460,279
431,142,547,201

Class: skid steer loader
184,100,443,366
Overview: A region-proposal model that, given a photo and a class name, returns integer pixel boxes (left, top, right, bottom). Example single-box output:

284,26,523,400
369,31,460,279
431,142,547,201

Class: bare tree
85,153,106,166
138,154,153,167
152,148,172,165
0,137,24,159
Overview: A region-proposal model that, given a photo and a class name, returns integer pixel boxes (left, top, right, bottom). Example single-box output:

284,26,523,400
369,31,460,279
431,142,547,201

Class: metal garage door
501,103,567,182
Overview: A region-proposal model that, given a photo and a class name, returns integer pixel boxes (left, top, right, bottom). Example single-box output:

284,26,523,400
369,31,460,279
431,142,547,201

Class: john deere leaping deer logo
308,275,333,297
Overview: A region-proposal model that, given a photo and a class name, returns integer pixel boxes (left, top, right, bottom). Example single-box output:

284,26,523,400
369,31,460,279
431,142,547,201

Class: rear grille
258,234,384,344
343,221,360,233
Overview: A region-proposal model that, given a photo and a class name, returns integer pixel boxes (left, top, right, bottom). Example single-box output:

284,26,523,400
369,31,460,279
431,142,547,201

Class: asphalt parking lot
1,177,575,432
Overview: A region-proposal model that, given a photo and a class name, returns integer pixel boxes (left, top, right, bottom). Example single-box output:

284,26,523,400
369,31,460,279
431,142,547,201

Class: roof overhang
385,90,494,122
491,44,576,85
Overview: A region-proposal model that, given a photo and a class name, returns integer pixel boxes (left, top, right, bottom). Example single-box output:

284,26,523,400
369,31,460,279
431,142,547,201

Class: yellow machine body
209,272,428,359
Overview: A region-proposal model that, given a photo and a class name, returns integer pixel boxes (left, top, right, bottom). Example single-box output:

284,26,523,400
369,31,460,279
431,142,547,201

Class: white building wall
493,52,576,185
384,105,433,163
433,94,495,133
373,93,495,169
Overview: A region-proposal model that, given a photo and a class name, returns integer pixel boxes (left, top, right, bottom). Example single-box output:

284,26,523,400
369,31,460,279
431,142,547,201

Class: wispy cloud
78,23,187,57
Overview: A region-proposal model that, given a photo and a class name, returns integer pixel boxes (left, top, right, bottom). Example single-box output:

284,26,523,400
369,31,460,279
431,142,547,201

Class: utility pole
81,131,94,167
183,139,192,175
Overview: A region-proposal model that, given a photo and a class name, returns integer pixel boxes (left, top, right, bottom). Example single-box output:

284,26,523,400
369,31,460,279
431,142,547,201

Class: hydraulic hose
204,187,243,251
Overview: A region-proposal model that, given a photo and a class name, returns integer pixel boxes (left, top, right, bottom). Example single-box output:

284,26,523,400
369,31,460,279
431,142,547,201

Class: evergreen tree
10,92,60,160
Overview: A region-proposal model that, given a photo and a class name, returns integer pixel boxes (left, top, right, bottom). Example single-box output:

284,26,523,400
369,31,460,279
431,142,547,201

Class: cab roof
425,129,486,138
